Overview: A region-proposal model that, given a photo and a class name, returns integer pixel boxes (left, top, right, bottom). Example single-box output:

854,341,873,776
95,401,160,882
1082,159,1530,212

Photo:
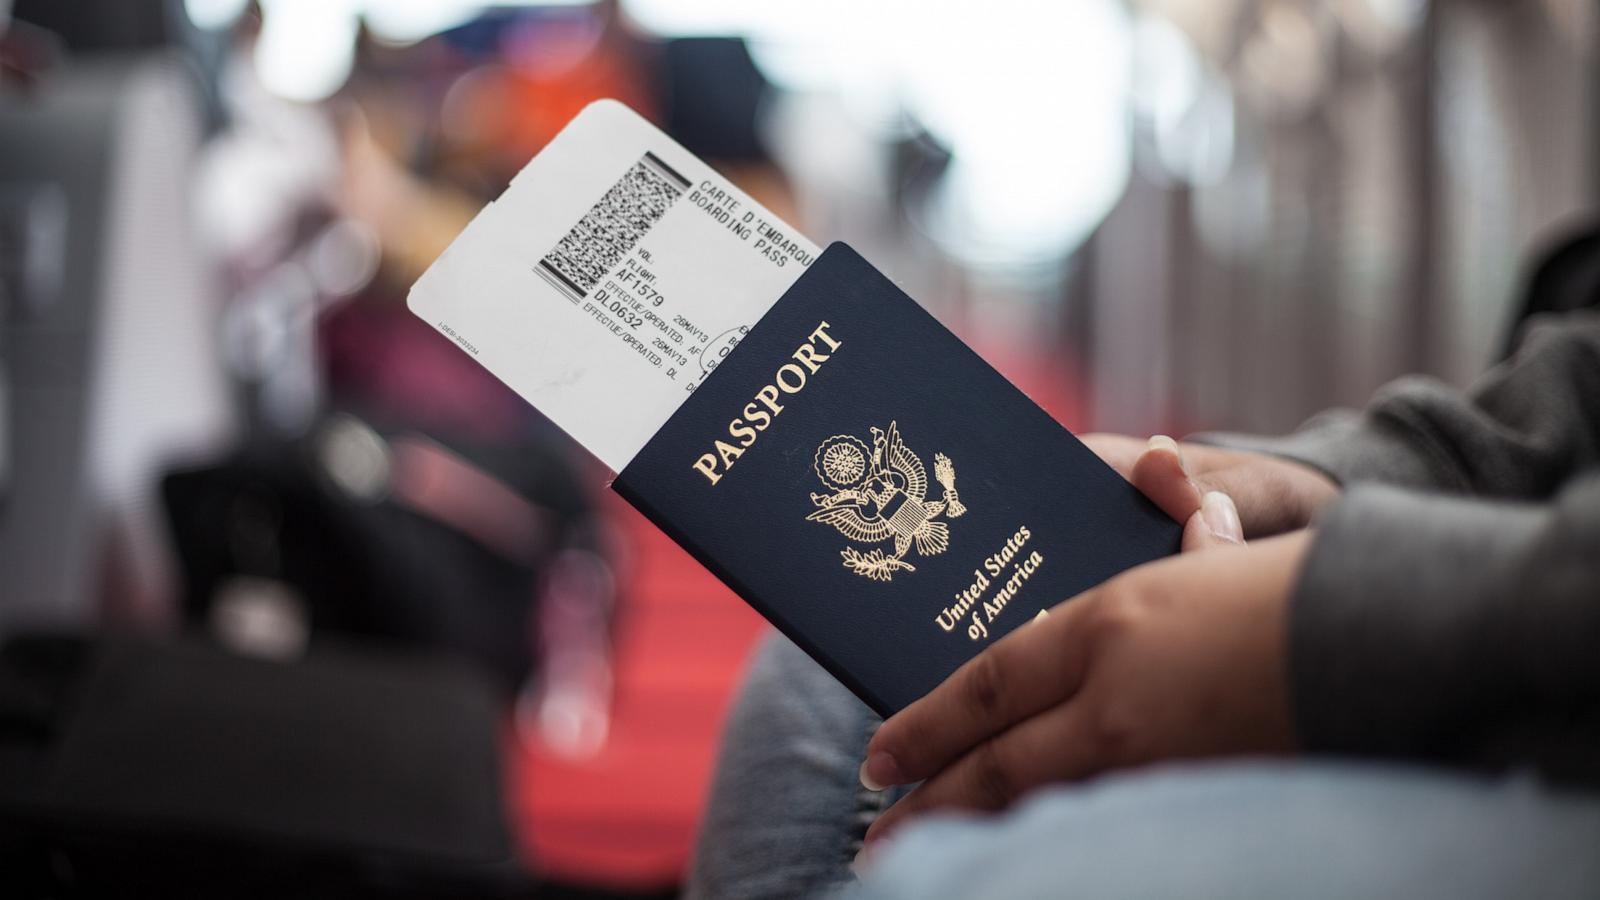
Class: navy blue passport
614,243,1180,716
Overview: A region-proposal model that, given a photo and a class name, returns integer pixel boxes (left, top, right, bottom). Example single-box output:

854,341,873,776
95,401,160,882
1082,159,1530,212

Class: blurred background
0,0,1593,896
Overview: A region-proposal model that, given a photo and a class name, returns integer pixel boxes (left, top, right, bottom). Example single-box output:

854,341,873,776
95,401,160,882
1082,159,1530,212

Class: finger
1187,468,1300,539
1181,491,1244,551
1130,435,1204,525
861,598,1096,791
1078,433,1145,479
866,701,1097,844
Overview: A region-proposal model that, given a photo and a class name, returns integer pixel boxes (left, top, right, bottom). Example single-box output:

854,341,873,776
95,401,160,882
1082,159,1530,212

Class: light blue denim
688,635,1600,900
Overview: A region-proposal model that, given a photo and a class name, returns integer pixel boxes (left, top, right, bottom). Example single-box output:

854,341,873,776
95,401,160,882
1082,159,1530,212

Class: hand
859,529,1311,845
1082,433,1338,539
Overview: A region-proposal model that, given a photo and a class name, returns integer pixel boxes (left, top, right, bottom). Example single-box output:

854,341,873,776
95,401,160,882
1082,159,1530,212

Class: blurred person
323,17,803,772
685,307,1600,900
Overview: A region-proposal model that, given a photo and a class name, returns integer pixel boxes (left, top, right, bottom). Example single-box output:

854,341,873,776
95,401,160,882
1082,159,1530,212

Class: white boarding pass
408,99,820,470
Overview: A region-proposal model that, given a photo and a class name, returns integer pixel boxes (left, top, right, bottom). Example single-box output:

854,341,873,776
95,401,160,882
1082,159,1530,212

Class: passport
614,244,1180,715
410,101,1181,717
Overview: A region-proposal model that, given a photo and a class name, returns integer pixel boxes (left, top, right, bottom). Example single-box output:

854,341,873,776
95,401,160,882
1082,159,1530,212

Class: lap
690,634,1600,900
685,633,888,900
846,762,1600,900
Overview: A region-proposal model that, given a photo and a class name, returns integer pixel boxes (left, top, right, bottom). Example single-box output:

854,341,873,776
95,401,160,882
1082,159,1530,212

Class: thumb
1183,490,1245,551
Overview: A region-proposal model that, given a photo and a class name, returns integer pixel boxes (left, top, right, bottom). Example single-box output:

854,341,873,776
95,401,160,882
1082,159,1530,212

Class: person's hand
1082,433,1338,539
859,529,1311,846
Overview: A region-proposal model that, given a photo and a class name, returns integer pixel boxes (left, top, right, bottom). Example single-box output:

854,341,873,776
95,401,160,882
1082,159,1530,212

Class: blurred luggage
162,414,599,693
0,632,524,898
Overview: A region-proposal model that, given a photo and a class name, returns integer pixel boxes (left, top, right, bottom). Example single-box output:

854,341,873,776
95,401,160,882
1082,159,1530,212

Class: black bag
161,414,599,692
0,633,524,898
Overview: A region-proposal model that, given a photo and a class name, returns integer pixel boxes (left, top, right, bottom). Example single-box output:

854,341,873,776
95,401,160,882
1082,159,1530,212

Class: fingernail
1201,491,1244,543
1147,434,1184,472
850,843,871,875
860,751,903,791
851,836,891,876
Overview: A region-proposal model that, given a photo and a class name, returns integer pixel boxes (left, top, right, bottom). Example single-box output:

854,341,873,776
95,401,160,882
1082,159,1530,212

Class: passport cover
614,243,1181,716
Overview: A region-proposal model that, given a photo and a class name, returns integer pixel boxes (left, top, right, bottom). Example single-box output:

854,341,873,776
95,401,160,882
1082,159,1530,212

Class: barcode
537,151,690,304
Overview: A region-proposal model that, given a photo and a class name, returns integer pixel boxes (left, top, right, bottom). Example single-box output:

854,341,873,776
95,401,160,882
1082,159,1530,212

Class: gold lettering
715,440,744,468
775,363,808,393
692,320,841,485
755,385,785,416
729,419,758,447
791,341,830,374
743,402,773,431
692,453,722,485
943,529,1046,637
810,320,841,351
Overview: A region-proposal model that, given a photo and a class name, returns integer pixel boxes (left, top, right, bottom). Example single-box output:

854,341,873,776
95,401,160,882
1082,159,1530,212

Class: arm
1087,313,1600,538
1291,474,1600,778
860,315,1600,839
1200,311,1600,498
1254,310,1600,772
860,475,1600,844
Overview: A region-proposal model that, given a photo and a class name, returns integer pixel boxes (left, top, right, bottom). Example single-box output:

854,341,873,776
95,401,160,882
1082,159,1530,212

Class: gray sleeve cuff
1194,383,1472,493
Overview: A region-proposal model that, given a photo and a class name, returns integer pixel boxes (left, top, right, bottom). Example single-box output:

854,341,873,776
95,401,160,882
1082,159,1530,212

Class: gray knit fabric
1201,311,1600,782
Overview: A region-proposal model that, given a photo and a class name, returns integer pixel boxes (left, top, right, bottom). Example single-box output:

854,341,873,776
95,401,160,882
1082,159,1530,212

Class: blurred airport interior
0,0,1594,896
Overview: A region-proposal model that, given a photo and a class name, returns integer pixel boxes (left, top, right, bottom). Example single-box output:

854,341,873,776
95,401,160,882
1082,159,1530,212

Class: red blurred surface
507,491,767,890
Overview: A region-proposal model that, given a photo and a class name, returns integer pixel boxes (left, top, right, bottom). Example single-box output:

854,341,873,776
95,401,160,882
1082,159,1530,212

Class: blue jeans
687,635,1600,900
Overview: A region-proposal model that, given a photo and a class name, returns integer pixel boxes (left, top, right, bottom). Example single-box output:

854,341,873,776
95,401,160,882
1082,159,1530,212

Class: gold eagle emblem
806,421,966,581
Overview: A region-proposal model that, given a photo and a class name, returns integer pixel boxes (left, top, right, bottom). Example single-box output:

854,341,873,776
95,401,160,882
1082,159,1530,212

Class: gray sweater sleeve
1292,477,1600,780
1198,311,1600,497
1202,312,1600,781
